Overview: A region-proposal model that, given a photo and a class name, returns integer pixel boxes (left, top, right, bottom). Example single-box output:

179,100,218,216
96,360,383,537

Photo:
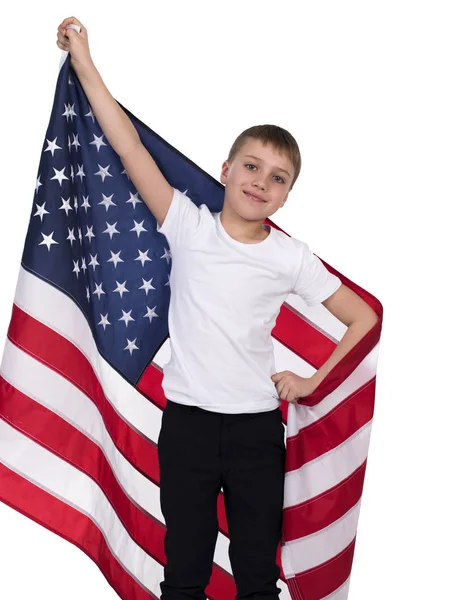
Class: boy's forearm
73,60,141,157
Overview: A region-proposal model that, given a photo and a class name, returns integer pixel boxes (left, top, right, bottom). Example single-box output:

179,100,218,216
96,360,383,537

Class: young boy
57,17,378,600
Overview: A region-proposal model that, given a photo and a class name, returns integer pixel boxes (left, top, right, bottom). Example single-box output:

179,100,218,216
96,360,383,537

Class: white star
85,286,90,302
160,248,172,264
92,282,106,299
33,202,49,222
126,191,142,208
103,221,120,239
88,254,100,271
59,196,73,215
113,280,129,298
85,106,96,123
144,306,159,323
67,134,72,152
139,278,156,295
124,337,139,355
165,274,171,287
44,137,62,156
135,249,152,266
71,133,81,151
98,193,116,211
73,195,79,212
119,310,135,328
90,133,107,151
67,227,76,246
80,257,87,273
77,227,83,244
95,164,113,182
98,313,111,330
81,195,91,213
84,225,95,242
62,102,77,121
108,250,124,268
130,220,147,237
39,232,58,251
72,259,80,278
50,167,69,186
35,175,42,194
121,167,130,179
70,164,75,183
76,164,86,182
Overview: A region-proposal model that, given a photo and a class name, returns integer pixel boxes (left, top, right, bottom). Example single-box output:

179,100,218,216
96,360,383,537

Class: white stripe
0,418,163,597
284,420,372,508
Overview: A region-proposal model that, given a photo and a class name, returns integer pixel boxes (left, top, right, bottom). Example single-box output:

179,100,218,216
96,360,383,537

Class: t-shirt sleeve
158,187,204,249
292,242,342,305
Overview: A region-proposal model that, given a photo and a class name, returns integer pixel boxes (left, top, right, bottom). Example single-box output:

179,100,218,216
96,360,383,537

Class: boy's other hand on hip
271,371,318,403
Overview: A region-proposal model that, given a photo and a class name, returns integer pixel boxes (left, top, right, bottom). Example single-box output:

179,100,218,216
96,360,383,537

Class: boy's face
219,138,294,222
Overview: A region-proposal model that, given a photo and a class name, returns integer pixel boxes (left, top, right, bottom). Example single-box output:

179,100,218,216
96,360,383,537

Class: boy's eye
245,164,285,184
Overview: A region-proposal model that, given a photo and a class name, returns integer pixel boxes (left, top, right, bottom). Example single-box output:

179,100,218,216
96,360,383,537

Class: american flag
0,52,383,600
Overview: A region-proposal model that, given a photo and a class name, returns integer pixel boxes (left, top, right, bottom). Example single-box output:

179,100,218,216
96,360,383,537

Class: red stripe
286,537,355,600
283,461,366,543
0,383,237,600
0,460,155,600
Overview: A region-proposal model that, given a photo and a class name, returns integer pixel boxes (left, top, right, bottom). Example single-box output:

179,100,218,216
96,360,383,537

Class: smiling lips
243,190,266,203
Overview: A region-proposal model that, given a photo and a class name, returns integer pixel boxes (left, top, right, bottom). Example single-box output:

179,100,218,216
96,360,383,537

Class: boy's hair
227,124,301,190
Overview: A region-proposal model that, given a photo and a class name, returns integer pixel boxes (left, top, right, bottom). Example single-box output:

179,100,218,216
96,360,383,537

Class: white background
0,2,471,599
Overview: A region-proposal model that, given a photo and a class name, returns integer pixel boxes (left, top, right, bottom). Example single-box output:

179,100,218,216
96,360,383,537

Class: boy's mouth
243,190,266,203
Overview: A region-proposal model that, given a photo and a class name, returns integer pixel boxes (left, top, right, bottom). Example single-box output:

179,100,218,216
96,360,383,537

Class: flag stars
62,102,77,121
144,306,158,323
85,106,96,123
70,164,75,183
39,232,58,251
119,310,135,327
160,248,172,264
135,249,152,266
81,195,91,213
85,225,95,242
95,164,113,182
103,222,120,239
98,313,111,330
67,227,76,246
107,250,124,268
60,197,73,215
126,191,142,208
44,137,62,156
35,175,42,194
139,278,156,295
33,202,49,222
88,254,100,271
130,220,147,237
71,133,81,151
76,164,86,182
50,167,69,186
92,282,106,299
85,286,90,302
98,193,116,211
73,196,79,212
77,227,83,244
90,134,107,151
80,257,87,273
124,337,139,355
72,259,80,278
113,280,129,298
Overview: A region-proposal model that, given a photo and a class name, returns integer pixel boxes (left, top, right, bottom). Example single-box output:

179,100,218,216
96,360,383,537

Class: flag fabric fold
0,53,383,600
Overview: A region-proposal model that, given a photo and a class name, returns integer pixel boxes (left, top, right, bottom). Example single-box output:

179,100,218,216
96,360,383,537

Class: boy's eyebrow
243,154,291,177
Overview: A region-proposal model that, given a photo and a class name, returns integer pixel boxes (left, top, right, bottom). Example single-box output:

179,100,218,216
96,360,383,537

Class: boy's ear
220,160,230,185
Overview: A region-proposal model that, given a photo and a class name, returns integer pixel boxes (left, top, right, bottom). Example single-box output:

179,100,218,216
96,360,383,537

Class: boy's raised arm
58,17,173,226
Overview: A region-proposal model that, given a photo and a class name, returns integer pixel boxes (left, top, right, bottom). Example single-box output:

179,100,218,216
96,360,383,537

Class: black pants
158,399,286,600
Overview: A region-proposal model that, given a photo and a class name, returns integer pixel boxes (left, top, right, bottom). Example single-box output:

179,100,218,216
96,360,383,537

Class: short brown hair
227,124,301,190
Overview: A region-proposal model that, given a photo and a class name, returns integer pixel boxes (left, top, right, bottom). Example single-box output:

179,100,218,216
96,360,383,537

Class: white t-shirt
158,188,342,414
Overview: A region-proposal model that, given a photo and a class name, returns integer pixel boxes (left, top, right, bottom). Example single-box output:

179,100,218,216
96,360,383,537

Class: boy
57,17,378,600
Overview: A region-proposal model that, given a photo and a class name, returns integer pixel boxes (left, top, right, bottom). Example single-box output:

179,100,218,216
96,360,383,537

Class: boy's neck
220,202,270,244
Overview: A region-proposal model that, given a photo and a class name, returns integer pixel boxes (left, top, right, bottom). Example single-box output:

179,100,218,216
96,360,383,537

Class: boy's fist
271,370,317,403
56,17,92,70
